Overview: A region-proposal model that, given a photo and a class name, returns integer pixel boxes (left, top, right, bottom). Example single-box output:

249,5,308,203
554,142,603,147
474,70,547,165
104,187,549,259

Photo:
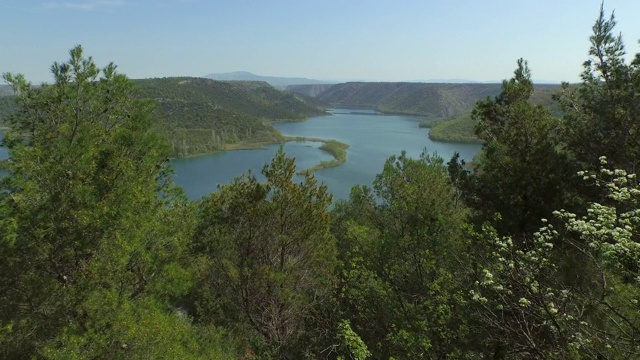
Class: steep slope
315,82,504,117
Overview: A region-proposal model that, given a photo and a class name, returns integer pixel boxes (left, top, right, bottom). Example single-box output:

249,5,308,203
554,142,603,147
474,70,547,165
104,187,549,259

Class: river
171,109,481,200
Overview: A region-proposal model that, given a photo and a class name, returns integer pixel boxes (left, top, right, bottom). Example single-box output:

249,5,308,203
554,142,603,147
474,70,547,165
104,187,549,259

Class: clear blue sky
2,0,640,84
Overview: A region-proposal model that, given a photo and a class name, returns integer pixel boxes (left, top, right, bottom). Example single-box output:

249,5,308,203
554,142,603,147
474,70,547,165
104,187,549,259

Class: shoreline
282,136,349,174
172,135,350,174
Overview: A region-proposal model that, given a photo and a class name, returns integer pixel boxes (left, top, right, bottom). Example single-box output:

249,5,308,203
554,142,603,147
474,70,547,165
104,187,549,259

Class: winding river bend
171,109,481,200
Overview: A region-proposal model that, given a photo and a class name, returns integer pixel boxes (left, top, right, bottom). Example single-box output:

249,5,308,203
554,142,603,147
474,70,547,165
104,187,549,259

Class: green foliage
0,95,16,125
557,5,640,174
3,5,640,359
467,59,574,236
0,45,234,358
336,319,371,360
471,158,640,358
192,148,337,358
332,152,476,359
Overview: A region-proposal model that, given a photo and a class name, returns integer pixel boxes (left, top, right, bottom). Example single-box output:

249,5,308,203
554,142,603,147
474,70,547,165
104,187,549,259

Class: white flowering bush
562,157,640,282
471,157,640,358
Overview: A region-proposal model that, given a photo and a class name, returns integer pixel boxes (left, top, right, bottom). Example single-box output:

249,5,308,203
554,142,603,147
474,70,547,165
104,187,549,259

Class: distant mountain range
203,71,334,88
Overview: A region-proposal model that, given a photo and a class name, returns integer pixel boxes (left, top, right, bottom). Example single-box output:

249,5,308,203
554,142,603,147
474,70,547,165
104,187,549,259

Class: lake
171,109,481,200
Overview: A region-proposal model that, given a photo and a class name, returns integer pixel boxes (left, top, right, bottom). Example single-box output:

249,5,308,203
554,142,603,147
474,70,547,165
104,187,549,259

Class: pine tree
0,46,232,359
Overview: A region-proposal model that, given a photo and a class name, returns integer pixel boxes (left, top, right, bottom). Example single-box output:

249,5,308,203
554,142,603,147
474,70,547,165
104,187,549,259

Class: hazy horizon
3,0,640,85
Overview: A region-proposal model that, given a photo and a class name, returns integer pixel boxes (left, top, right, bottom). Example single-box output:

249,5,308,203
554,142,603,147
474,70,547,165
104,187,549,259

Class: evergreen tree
468,59,573,237
192,148,337,359
557,5,640,175
333,153,477,359
0,46,233,359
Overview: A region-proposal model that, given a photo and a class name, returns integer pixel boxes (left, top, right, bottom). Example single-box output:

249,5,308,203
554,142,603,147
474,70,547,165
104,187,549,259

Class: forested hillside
135,77,326,156
3,6,640,359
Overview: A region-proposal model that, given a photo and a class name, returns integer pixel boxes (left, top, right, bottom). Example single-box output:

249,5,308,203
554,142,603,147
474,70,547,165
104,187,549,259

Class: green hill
135,77,326,157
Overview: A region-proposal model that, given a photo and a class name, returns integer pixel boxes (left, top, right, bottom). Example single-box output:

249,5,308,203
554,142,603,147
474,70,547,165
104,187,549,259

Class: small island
283,136,349,174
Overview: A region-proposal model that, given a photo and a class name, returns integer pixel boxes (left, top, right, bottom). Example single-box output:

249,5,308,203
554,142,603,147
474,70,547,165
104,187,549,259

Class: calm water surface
172,109,481,200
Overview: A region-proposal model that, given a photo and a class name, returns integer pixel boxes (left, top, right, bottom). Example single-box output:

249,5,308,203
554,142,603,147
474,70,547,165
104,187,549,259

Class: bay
171,109,481,200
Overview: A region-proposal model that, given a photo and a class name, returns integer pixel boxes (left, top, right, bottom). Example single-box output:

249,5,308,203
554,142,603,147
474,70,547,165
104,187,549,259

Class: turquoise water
171,109,481,200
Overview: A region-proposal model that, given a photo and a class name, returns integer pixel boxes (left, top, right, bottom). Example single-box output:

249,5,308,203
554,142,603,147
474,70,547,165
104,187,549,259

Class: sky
2,0,640,84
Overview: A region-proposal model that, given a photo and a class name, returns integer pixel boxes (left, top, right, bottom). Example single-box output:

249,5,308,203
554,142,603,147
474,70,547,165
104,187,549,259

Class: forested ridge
2,6,640,360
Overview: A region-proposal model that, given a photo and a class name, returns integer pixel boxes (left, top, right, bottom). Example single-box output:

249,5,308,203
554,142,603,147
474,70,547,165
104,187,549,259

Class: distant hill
135,77,327,157
204,71,334,88
306,82,562,118
286,84,336,97
289,81,563,144
0,85,14,97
